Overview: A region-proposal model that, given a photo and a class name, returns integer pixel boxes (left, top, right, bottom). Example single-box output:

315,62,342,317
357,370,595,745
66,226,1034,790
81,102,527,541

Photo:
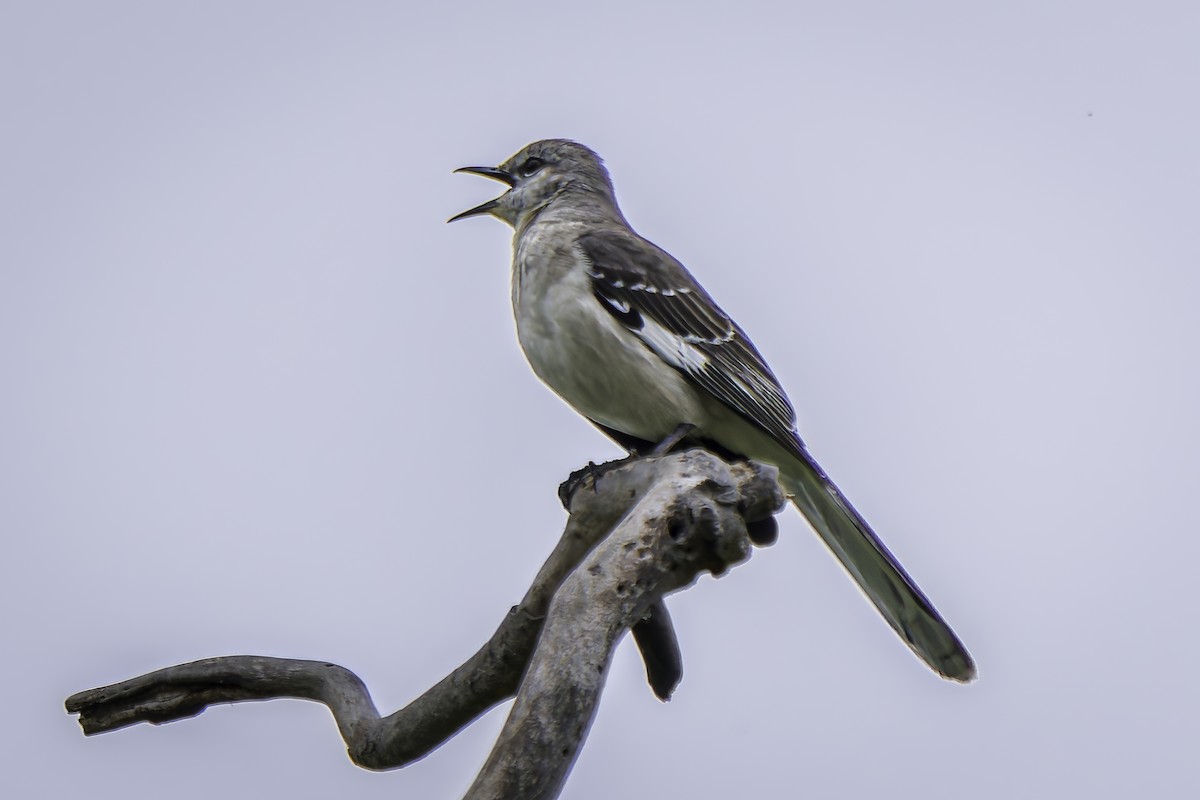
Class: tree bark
66,449,784,798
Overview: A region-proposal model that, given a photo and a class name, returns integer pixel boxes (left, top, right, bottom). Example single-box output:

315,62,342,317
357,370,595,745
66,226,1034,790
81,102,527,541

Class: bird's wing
576,228,803,455
577,228,976,682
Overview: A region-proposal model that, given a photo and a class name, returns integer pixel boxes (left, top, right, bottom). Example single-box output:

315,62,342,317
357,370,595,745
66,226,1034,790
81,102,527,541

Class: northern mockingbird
450,139,975,682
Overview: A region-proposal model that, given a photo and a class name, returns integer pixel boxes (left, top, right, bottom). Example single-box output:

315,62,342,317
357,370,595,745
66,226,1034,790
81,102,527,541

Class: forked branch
66,450,784,799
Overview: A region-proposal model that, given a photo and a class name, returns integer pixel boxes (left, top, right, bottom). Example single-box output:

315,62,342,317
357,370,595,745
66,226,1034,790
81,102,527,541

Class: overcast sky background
4,2,1199,798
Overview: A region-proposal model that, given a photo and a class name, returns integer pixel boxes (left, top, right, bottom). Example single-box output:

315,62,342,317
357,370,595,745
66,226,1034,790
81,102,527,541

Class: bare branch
464,451,781,799
65,449,784,791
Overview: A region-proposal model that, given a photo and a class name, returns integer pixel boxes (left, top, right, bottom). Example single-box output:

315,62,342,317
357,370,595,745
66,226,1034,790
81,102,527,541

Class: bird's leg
651,423,697,456
559,423,697,506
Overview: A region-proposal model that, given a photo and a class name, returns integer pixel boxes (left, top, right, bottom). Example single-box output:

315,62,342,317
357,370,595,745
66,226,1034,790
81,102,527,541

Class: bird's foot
557,456,637,509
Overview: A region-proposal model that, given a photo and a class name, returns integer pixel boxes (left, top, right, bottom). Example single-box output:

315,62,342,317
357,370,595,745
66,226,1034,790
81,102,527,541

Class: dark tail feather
780,456,975,682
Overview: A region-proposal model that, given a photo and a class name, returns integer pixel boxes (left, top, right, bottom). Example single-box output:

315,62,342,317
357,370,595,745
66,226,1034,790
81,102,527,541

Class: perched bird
450,139,975,682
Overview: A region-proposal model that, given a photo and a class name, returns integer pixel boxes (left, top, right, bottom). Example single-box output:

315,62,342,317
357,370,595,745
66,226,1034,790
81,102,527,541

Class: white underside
515,222,713,441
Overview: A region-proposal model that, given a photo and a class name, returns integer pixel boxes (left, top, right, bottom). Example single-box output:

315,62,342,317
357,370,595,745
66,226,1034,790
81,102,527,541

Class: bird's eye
519,157,546,177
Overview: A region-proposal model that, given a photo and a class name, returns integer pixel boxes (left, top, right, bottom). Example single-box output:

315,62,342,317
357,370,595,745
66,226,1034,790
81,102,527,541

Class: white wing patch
605,295,632,314
577,229,800,449
634,316,711,373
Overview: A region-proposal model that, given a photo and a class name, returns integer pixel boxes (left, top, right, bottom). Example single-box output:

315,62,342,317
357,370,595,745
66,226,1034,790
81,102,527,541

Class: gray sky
4,2,1199,797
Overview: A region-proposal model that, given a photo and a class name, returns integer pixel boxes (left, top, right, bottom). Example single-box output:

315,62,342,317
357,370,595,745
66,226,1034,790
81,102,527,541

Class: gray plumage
451,139,975,682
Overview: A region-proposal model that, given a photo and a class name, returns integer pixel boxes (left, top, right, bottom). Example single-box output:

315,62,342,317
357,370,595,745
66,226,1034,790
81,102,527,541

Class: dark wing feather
578,230,977,681
576,228,803,455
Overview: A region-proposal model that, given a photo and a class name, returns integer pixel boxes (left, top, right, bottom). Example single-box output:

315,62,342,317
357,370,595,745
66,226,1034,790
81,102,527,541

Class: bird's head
449,139,619,230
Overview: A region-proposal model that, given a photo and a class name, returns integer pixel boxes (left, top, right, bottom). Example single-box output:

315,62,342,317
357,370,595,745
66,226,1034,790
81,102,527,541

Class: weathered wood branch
65,449,785,798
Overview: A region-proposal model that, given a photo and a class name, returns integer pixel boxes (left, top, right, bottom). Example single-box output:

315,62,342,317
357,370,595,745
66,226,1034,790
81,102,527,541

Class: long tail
780,452,976,682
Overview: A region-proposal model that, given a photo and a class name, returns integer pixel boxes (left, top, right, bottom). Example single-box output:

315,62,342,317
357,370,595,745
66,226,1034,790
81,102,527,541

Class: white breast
511,222,708,443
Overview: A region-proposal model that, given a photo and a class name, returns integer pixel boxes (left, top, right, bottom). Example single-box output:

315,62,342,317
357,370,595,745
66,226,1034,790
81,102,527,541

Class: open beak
448,166,516,222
